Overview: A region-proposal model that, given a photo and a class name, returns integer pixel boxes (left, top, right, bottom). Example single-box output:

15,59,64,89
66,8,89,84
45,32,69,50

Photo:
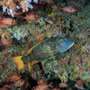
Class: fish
23,13,40,21
0,16,17,29
1,38,11,46
44,18,54,24
75,80,84,90
13,36,74,70
59,6,77,13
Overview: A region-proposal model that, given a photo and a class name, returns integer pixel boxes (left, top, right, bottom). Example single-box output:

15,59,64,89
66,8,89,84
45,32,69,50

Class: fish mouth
65,41,74,51
56,36,74,53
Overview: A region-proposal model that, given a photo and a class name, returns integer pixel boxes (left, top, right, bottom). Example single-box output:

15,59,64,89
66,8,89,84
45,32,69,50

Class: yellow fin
22,42,40,55
30,60,40,66
48,51,54,55
28,61,40,72
27,42,40,54
13,56,25,71
26,37,51,55
28,62,33,72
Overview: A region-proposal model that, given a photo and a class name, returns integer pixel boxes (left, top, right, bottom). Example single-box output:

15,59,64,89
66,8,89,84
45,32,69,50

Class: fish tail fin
13,56,25,71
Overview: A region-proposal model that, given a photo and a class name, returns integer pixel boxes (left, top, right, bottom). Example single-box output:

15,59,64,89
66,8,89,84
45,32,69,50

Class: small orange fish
51,88,60,90
13,79,25,88
6,74,21,82
59,6,77,13
75,80,84,90
59,83,68,88
23,13,40,21
1,38,11,46
44,18,54,24
0,85,11,90
0,16,17,29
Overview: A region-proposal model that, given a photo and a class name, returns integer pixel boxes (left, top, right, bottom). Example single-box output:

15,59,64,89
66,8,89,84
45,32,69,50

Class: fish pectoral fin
28,60,40,72
30,60,40,66
21,46,34,55
27,48,33,55
21,48,32,56
27,42,40,54
13,56,25,71
22,42,41,55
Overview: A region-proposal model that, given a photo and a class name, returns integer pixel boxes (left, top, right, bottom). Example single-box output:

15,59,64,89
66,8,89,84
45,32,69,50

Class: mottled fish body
22,36,74,64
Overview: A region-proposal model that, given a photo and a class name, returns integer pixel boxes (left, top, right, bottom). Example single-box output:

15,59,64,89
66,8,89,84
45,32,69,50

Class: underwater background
0,0,90,90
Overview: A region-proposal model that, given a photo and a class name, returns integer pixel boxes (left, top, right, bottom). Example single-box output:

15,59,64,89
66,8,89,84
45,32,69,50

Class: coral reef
0,0,54,17
0,0,90,90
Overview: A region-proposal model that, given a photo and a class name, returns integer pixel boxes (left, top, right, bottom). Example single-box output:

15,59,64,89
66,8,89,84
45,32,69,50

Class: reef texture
0,0,90,90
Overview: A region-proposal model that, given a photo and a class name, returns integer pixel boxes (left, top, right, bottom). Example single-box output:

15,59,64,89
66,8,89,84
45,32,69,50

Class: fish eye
59,39,64,43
